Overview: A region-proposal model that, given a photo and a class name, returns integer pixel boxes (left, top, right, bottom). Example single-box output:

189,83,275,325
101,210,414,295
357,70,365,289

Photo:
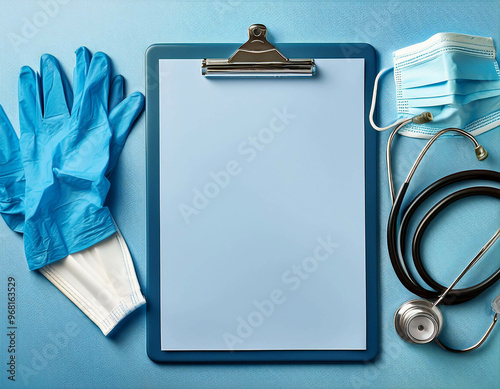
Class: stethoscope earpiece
394,299,443,344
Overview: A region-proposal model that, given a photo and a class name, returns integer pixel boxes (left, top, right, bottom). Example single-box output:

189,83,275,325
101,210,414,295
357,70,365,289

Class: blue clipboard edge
145,43,378,363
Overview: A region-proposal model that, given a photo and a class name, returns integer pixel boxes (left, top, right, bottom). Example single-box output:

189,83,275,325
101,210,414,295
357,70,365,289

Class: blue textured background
0,1,499,388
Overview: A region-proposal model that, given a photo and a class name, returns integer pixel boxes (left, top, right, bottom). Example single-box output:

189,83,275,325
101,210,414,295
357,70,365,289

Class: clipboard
146,25,378,363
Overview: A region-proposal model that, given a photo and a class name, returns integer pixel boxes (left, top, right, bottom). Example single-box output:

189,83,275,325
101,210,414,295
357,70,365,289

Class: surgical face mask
39,228,145,336
370,33,500,138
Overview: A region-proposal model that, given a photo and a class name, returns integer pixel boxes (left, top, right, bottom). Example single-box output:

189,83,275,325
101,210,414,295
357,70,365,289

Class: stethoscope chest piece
394,299,443,344
492,295,500,314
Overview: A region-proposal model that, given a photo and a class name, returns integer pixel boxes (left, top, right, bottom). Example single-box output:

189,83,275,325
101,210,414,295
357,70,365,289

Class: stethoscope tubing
388,169,500,304
386,125,500,305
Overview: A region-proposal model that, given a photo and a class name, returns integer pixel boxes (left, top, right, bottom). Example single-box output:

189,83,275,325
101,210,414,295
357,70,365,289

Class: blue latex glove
0,105,25,233
0,48,144,270
0,49,133,234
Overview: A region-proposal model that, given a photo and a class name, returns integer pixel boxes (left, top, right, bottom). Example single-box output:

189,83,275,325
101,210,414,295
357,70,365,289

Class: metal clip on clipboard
202,24,316,77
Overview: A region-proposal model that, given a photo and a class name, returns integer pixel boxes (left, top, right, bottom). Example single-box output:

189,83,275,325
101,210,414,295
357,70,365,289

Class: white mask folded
39,229,145,336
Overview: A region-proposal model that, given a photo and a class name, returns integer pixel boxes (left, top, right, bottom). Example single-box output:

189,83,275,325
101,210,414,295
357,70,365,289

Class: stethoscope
385,113,500,352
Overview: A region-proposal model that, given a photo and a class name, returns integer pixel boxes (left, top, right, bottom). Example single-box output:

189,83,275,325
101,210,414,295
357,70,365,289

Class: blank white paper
159,58,366,351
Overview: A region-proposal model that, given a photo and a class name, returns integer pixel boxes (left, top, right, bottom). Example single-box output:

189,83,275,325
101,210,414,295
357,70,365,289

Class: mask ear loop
369,67,408,131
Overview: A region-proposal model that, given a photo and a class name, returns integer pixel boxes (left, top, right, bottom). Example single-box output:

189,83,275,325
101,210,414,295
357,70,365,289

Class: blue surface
0,0,499,388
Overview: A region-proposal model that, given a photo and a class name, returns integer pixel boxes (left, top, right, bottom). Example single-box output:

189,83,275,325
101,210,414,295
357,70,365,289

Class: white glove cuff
39,229,146,335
